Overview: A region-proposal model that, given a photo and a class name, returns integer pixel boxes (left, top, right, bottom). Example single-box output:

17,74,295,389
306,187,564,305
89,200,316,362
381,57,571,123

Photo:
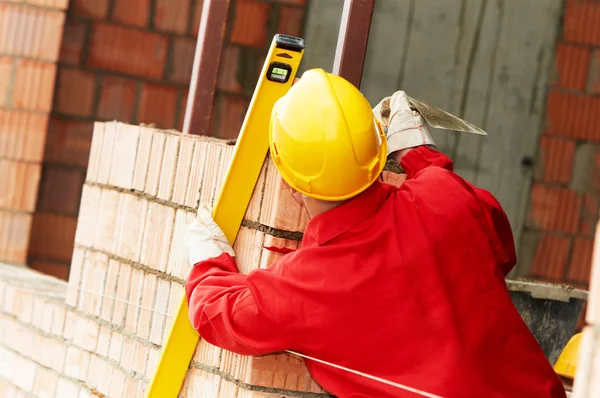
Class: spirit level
145,34,305,398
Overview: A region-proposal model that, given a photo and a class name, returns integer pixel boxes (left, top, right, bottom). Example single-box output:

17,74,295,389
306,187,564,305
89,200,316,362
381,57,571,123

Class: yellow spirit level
145,34,305,398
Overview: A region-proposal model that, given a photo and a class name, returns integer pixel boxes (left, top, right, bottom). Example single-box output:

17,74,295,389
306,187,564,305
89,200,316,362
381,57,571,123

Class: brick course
523,0,600,291
0,1,67,268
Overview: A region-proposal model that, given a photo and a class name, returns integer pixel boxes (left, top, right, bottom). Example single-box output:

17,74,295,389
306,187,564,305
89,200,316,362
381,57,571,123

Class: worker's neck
302,196,346,219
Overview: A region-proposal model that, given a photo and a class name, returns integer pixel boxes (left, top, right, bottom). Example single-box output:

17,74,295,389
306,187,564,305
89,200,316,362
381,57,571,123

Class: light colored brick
93,189,120,252
149,278,170,345
113,194,148,262
100,259,120,322
157,134,180,200
259,162,309,232
96,121,117,184
51,305,66,336
185,140,209,207
140,203,175,271
145,346,161,379
109,123,140,189
164,282,184,343
108,332,123,363
245,161,269,222
109,367,126,398
12,356,36,391
167,209,195,279
145,129,167,196
233,227,265,274
186,368,220,397
74,185,102,247
211,144,236,206
96,326,111,357
64,346,90,381
192,339,222,369
125,268,144,333
86,355,103,390
132,127,153,191
72,316,99,352
66,247,85,307
33,366,58,398
40,302,54,334
86,123,104,182
111,263,132,327
136,273,158,340
63,311,76,341
97,360,113,396
172,137,195,205
56,378,81,397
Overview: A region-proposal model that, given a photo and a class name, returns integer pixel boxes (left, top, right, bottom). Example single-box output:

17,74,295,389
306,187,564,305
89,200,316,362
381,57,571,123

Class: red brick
28,213,77,262
137,83,177,129
217,46,243,94
215,95,249,139
589,50,600,94
530,234,571,281
38,166,84,215
154,0,190,34
553,43,590,91
545,91,600,141
0,57,12,107
230,0,271,47
0,4,65,61
168,37,195,83
45,118,93,168
191,0,204,36
73,0,109,19
12,59,56,112
277,6,305,37
30,260,70,280
563,1,600,46
528,184,581,233
59,20,86,66
568,237,594,284
55,68,96,117
97,76,137,122
4,213,33,264
537,136,576,183
88,23,168,79
113,0,151,27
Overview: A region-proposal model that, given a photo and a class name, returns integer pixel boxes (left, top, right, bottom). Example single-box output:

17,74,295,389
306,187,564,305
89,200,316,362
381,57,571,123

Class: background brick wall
520,0,600,294
29,0,308,280
0,0,68,267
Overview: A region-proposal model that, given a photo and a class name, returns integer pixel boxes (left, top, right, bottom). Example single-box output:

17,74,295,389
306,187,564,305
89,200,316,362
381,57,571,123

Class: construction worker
184,69,566,398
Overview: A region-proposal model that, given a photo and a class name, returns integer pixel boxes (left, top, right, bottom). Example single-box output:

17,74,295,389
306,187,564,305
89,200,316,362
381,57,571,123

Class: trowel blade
406,95,487,136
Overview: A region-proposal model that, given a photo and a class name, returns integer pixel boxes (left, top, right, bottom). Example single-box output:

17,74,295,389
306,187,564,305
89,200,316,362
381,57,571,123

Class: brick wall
30,0,308,280
0,121,403,397
0,1,68,268
521,0,600,293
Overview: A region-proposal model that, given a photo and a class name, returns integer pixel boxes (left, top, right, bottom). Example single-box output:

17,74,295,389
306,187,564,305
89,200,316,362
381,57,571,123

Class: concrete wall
301,0,565,278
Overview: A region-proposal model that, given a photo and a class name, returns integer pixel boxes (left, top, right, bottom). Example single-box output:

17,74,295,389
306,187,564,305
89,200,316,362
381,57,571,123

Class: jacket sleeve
400,146,517,276
185,252,295,356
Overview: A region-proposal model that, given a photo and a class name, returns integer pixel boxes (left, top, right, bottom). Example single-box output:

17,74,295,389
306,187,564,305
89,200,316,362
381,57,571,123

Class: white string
78,287,175,318
285,350,445,398
77,287,442,397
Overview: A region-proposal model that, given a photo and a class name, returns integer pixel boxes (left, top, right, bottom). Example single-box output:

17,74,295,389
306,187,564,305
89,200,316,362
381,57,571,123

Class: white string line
285,350,445,398
77,287,443,397
78,287,175,318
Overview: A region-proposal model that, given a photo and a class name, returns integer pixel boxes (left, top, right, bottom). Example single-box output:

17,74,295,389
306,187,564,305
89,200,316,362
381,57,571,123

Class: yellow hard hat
554,332,582,379
269,68,387,201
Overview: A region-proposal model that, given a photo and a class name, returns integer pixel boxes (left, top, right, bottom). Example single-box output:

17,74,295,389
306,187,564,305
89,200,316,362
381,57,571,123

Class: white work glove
373,90,436,155
184,205,235,266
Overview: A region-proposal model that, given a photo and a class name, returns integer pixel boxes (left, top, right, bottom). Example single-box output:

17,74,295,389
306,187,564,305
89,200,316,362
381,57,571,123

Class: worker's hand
373,91,436,155
185,205,235,267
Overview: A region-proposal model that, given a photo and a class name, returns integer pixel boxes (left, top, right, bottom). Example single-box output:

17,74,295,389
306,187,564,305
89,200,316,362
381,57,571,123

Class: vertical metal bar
332,0,376,89
183,0,231,135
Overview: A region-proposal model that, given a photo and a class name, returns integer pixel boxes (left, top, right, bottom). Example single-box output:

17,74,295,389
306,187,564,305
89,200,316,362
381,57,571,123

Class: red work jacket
186,146,566,398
